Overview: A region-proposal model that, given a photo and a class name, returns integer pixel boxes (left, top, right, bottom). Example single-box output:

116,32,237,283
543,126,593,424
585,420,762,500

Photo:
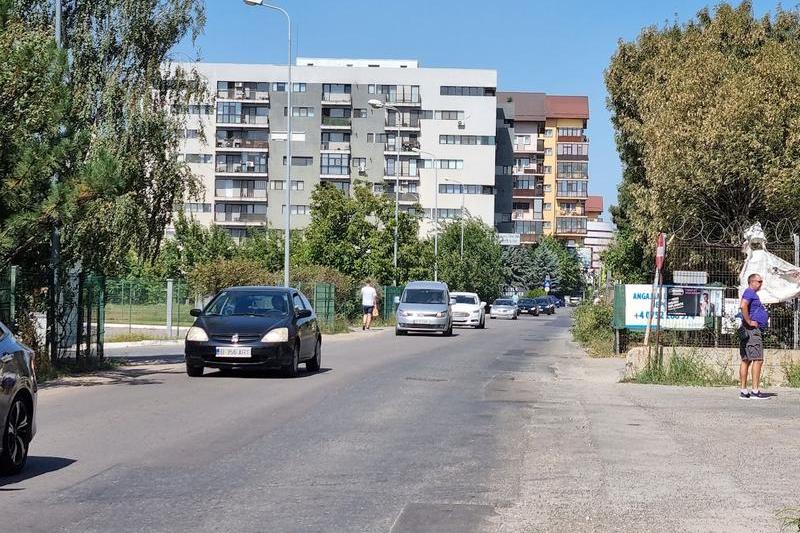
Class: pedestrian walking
361,280,378,331
739,273,769,399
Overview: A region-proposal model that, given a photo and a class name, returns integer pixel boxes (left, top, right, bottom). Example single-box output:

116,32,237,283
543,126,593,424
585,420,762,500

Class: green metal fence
0,266,17,326
312,283,336,326
381,285,404,319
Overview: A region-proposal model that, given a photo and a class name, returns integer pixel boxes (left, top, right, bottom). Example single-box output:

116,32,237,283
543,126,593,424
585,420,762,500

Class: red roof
545,95,589,119
586,195,603,213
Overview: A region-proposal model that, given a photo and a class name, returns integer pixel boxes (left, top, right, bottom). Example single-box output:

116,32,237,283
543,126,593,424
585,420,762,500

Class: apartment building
495,92,590,247
176,58,498,242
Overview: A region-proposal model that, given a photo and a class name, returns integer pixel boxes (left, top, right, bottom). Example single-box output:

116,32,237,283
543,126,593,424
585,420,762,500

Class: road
2,312,799,532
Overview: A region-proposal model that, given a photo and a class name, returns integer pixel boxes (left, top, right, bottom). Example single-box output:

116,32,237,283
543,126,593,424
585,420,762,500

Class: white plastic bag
738,223,800,304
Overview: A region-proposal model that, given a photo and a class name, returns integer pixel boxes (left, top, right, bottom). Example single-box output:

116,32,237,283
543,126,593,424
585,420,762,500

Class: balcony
385,191,420,203
513,164,545,175
555,189,588,199
215,190,267,201
215,162,268,175
558,208,585,216
321,93,352,105
512,187,544,198
385,119,421,130
513,139,545,153
216,138,270,151
556,217,588,235
214,212,267,224
216,89,269,102
320,171,351,180
385,97,421,107
384,141,421,155
321,116,352,128
512,209,534,221
216,115,270,128
557,134,589,143
320,141,351,152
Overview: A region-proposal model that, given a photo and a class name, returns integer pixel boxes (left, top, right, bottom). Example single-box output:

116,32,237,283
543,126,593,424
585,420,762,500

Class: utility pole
49,0,63,363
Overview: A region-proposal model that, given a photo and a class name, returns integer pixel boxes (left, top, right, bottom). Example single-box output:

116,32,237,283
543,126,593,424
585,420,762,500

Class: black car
0,320,37,475
533,297,556,315
185,286,322,377
517,298,540,316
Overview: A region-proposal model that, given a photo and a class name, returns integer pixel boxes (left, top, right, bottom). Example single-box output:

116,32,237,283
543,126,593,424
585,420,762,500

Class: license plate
216,347,251,358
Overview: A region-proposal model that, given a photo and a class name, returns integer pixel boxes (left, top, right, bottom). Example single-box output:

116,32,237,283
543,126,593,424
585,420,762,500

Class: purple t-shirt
742,288,768,329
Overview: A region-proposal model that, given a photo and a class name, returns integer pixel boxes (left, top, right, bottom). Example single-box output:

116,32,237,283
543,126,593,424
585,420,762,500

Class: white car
450,292,486,329
490,298,518,320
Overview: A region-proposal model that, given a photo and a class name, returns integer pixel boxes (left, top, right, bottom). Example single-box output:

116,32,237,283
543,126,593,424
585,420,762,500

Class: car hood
452,303,480,313
196,315,290,336
492,305,516,310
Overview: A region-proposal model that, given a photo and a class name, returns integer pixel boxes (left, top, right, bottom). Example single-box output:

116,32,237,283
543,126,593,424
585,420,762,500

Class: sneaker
739,391,750,400
750,391,768,400
362,324,366,331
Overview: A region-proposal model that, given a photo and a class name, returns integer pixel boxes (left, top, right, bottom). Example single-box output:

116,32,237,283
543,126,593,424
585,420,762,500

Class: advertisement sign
623,284,723,330
497,233,521,246
721,298,742,334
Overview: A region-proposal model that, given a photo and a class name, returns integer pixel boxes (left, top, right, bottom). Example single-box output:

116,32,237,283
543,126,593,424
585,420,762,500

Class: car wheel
490,316,495,319
395,328,406,336
0,396,32,475
306,338,322,372
283,344,300,378
512,314,518,320
477,316,485,329
444,323,453,337
186,364,204,377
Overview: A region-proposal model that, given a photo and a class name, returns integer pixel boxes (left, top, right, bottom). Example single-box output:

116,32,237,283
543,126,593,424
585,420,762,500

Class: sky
176,0,780,219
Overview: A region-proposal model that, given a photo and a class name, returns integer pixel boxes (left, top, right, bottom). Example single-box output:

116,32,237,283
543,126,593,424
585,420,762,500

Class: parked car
184,286,322,377
395,281,454,336
490,298,518,320
516,298,540,316
534,297,556,315
0,320,37,475
547,295,564,308
450,292,486,329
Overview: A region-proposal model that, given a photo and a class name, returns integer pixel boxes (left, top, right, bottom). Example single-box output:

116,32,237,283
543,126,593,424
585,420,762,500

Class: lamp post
413,148,440,281
244,0,292,287
442,177,466,260
368,99,401,286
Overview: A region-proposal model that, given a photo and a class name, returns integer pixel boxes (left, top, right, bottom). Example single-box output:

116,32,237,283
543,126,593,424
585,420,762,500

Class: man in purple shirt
739,273,769,399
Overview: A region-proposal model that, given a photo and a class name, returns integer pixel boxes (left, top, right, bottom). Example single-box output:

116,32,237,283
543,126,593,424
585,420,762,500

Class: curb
104,339,185,349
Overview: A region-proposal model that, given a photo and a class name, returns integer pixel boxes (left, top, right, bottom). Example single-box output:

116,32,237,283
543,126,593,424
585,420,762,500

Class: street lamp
413,148,440,281
244,0,292,287
442,177,466,260
368,98,401,286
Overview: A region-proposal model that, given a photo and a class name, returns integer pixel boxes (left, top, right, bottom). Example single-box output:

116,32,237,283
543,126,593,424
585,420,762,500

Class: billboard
622,284,724,330
497,233,521,246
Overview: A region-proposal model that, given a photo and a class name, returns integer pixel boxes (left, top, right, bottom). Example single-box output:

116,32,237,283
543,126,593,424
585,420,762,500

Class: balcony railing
216,138,270,150
385,191,420,203
385,97,421,105
215,163,267,174
215,189,267,200
513,164,545,175
556,217,588,235
512,187,544,197
555,189,588,198
385,119,420,128
384,142,421,152
321,116,352,127
320,141,350,151
216,115,269,126
214,212,266,223
558,208,585,216
216,89,269,101
321,93,352,103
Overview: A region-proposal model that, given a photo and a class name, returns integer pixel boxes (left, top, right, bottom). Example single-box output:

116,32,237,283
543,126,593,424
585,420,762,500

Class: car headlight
261,327,289,343
471,309,481,314
397,309,408,317
435,311,447,318
186,326,209,342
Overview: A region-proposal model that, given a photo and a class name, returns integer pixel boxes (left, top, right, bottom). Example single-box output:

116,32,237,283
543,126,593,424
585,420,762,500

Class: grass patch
105,303,194,327
783,361,800,388
777,507,800,532
571,301,616,357
105,332,171,343
626,349,736,386
35,356,120,384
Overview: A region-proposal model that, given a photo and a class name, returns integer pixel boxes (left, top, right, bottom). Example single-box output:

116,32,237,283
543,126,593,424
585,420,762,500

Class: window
187,104,213,115
385,158,417,177
184,202,212,213
557,127,585,138
544,166,552,174
180,129,201,139
281,205,309,215
216,153,267,173
321,153,350,175
284,106,315,117
556,179,588,197
293,293,305,311
214,202,267,222
353,108,367,118
438,184,494,195
282,156,313,166
368,84,376,94
182,153,212,164
556,161,589,179
514,135,531,146
351,157,367,169
367,133,374,143
216,102,240,124
439,86,495,96
514,157,532,168
512,202,529,211
438,135,495,145
544,128,553,138
424,208,462,219
418,159,463,170
326,181,351,194
372,183,384,194
270,180,304,190
272,82,286,92
292,82,306,92
544,184,552,192
513,221,545,235
556,217,587,234
556,143,589,156
322,83,351,94
495,165,512,174
544,148,553,156
215,179,267,198
544,202,552,211
435,110,465,120
321,131,350,143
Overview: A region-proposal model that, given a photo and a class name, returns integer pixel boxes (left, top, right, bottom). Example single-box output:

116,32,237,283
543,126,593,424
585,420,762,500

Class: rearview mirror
296,308,313,319
189,308,202,317
393,296,400,305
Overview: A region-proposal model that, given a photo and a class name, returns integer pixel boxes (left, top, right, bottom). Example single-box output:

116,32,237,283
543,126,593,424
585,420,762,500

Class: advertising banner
623,284,724,330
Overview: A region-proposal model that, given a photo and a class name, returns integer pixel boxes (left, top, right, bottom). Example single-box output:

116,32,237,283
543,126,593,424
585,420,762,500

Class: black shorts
362,305,374,315
739,327,764,362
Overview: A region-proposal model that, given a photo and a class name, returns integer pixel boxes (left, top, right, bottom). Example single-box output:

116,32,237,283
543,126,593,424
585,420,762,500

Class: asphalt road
2,312,799,532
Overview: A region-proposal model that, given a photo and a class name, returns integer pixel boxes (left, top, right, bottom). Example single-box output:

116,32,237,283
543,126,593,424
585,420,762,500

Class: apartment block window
544,184,552,193
544,166,552,174
322,83,351,94
439,135,495,145
514,135,531,145
557,143,589,156
272,82,286,92
180,129,201,139
495,165,513,174
351,157,367,169
367,133,388,144
216,153,267,173
514,157,532,168
326,181,351,194
187,104,213,115
557,161,589,179
385,158,417,177
545,148,553,156
544,128,553,138
544,202,552,211
321,153,350,175
418,159,464,170
292,83,307,92
512,202,529,211
353,108,367,118
420,110,433,120
558,127,585,137
217,102,240,124
513,221,545,235
435,110,465,120
214,202,267,223
270,180,304,190
282,156,313,166
372,184,384,194
284,106,315,117
183,154,212,164
184,203,212,213
215,179,267,198
439,86,495,96
281,205,310,215
556,217,587,234
439,184,494,195
556,179,588,197
424,208,462,219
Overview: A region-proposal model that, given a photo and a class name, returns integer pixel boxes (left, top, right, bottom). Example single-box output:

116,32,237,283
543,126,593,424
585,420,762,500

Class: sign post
544,274,551,294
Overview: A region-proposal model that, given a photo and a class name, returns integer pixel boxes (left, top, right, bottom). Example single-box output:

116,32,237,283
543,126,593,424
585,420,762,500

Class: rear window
205,290,290,317
453,295,478,305
494,299,513,306
402,289,446,304
534,298,549,305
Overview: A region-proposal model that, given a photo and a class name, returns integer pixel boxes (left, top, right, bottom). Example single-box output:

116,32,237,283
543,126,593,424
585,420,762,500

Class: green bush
571,301,615,357
783,361,800,388
628,350,736,386
525,288,546,298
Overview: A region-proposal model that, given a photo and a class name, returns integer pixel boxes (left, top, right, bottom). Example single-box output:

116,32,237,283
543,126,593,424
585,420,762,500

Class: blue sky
178,0,780,218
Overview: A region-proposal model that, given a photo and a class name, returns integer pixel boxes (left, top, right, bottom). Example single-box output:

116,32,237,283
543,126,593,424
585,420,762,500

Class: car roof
405,281,449,290
451,292,478,297
224,286,293,292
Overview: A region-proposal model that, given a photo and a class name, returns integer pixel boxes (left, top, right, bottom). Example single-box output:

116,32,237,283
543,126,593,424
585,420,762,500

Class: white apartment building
176,58,498,241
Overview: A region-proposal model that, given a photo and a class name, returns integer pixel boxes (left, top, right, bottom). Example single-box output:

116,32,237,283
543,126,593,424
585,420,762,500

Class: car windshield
402,289,446,304
534,298,549,305
494,299,513,306
204,290,290,317
519,299,535,305
453,295,478,305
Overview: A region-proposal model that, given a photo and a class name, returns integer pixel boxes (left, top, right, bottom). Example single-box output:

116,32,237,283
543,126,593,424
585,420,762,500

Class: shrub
525,288,546,298
628,349,736,386
571,301,615,356
783,361,800,388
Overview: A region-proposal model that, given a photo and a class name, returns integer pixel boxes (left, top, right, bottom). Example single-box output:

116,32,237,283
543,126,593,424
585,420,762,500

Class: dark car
185,286,322,378
534,297,556,315
517,298,540,316
547,295,564,308
0,320,37,475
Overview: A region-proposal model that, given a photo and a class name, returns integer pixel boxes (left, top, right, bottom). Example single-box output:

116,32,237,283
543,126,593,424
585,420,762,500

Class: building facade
177,58,498,242
495,92,590,247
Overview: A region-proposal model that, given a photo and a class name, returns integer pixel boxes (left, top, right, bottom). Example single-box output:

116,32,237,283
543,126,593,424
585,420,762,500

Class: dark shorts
739,327,764,362
362,305,374,315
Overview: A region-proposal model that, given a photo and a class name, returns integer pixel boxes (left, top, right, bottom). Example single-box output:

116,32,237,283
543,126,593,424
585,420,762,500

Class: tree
437,217,504,301
529,242,561,293
501,246,534,291
605,1,800,280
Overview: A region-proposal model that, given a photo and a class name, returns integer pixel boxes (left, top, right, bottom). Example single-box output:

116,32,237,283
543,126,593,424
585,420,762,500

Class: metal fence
104,278,195,340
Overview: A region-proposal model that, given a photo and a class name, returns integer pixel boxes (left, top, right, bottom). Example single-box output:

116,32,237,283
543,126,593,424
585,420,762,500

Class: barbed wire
665,216,800,246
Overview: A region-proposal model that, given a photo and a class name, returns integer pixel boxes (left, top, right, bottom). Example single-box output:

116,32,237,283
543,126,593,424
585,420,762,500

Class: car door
292,293,313,359
0,322,20,426
299,292,319,341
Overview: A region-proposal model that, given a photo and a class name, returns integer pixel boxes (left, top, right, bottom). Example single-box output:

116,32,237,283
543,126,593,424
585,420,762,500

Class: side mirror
296,308,313,319
393,296,400,305
449,298,456,305
189,308,202,317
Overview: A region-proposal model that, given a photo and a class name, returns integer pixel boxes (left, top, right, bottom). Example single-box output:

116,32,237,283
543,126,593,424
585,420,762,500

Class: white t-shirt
361,286,377,306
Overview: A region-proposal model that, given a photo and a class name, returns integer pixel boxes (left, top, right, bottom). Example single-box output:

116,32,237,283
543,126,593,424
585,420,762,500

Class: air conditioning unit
358,162,367,174
457,120,465,129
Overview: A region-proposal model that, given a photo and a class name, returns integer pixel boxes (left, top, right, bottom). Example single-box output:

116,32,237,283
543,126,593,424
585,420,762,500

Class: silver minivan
394,281,454,336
